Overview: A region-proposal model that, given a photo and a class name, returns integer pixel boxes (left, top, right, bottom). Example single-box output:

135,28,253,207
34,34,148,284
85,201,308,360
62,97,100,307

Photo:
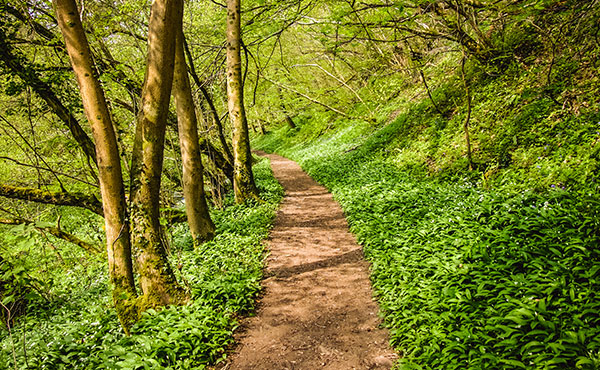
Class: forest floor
217,153,396,370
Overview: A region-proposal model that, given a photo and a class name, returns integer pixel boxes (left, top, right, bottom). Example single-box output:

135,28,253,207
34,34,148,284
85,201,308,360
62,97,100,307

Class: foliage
256,118,600,368
0,252,45,324
1,0,599,368
253,21,600,365
0,159,283,369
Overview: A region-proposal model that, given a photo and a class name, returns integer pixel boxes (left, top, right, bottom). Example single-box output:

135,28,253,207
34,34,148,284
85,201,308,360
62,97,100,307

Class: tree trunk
53,0,137,332
202,85,235,166
460,50,474,170
173,28,216,244
279,89,296,128
129,0,188,307
226,0,260,203
284,115,296,129
257,120,267,135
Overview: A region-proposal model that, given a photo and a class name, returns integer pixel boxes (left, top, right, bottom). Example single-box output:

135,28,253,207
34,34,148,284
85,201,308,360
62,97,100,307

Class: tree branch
0,156,98,188
0,217,102,254
183,36,234,165
262,75,352,119
0,184,103,216
4,4,62,47
0,28,97,164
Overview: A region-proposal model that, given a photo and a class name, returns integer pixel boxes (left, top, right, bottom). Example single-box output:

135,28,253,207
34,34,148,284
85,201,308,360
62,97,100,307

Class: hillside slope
253,20,600,367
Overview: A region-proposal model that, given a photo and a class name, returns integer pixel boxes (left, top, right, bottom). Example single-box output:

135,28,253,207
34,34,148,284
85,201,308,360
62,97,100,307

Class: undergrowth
254,56,600,368
0,158,283,370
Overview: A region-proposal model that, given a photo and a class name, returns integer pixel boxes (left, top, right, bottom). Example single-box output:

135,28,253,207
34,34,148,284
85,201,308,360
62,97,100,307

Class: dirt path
220,153,396,370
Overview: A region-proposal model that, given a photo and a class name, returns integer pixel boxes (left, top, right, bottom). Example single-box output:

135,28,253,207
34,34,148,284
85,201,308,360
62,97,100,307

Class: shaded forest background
1,0,599,369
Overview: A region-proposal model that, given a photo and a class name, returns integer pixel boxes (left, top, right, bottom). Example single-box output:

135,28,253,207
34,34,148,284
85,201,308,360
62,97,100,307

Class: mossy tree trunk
55,0,189,331
129,0,188,307
226,0,260,203
52,0,137,331
173,27,216,245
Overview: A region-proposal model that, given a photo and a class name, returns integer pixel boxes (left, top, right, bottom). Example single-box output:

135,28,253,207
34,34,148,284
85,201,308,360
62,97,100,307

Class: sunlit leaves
256,115,600,369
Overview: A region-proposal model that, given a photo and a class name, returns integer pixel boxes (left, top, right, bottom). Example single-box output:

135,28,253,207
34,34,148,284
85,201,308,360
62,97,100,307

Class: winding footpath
220,153,396,369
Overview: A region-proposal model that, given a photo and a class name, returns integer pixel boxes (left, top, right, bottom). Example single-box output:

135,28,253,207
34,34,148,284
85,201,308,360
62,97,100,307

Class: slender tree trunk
203,85,235,166
457,7,474,170
129,0,188,307
196,88,235,168
173,28,215,244
183,39,235,166
257,120,267,135
53,0,137,331
278,88,296,129
284,116,296,129
419,70,444,116
226,0,260,203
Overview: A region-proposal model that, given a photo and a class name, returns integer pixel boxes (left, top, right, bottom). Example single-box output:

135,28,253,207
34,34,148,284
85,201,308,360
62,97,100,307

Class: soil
218,153,397,370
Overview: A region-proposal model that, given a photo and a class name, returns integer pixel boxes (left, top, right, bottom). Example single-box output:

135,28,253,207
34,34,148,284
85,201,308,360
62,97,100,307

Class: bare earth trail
219,153,397,370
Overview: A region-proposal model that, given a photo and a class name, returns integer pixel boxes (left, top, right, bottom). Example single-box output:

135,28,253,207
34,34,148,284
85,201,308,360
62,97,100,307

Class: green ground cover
254,84,600,368
0,159,283,370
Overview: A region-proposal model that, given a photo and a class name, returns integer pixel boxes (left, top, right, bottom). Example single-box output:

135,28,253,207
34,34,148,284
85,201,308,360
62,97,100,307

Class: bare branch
262,75,352,119
290,63,369,110
0,114,67,191
209,0,226,8
183,36,234,165
0,30,97,164
0,156,98,188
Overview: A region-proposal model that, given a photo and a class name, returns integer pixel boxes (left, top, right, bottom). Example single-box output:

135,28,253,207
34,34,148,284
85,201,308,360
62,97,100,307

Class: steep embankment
254,59,600,368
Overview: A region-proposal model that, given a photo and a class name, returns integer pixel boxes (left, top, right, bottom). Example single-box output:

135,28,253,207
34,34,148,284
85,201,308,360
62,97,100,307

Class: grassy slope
0,159,283,370
253,54,600,369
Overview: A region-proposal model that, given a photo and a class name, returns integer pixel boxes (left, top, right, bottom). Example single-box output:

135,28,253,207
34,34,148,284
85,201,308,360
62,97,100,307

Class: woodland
0,0,599,369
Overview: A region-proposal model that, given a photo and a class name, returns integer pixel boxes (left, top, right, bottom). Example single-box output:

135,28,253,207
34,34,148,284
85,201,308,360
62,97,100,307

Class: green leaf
575,357,594,368
499,358,527,368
